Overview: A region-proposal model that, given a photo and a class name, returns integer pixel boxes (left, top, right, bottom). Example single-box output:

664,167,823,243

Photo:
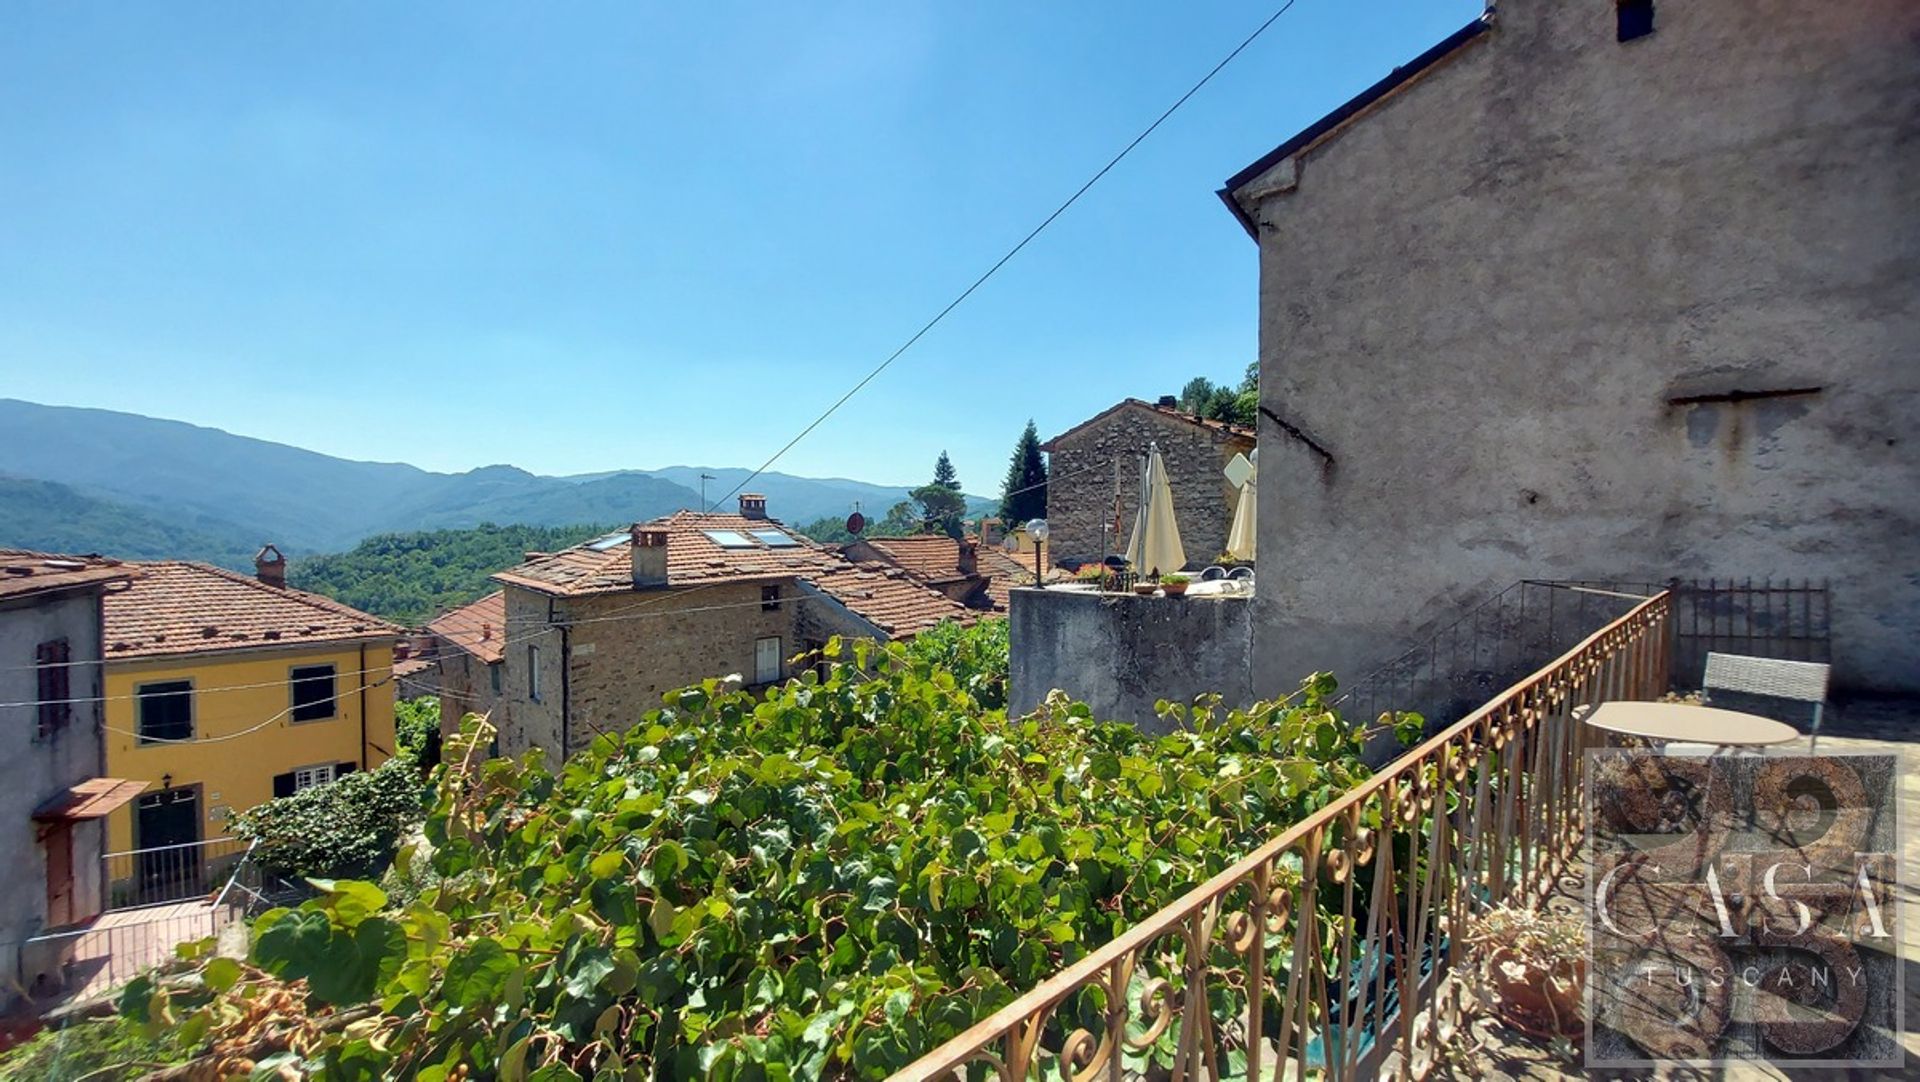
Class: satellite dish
846,511,866,535
1223,452,1254,489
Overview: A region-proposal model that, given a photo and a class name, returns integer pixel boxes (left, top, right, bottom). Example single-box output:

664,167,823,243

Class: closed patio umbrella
1226,448,1257,561
1125,442,1186,576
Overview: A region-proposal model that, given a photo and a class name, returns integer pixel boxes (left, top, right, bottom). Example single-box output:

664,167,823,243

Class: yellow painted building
100,551,402,854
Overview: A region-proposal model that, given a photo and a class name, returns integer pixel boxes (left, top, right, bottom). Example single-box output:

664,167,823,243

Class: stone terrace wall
1044,403,1254,570
1009,587,1253,733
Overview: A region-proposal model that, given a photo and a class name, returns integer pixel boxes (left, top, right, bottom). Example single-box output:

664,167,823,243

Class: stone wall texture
1236,0,1920,694
1043,403,1255,570
497,580,885,766
1009,588,1253,733
433,649,500,740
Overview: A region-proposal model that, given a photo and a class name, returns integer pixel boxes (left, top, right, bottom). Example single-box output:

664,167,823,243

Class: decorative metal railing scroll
894,591,1671,1081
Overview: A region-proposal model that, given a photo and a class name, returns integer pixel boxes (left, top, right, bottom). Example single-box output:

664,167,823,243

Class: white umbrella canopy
1125,442,1187,576
1226,448,1257,561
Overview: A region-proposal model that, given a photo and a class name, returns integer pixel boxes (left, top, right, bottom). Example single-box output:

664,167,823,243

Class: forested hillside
0,476,259,567
289,523,609,625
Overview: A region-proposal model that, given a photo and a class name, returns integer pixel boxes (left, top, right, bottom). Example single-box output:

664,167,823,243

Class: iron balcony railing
103,835,252,910
895,590,1672,1081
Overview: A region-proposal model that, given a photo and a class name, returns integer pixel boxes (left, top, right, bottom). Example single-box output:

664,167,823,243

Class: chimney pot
254,543,287,588
630,523,671,588
738,493,768,520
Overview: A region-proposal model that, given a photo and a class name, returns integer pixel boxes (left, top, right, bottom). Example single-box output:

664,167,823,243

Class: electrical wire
718,0,1302,506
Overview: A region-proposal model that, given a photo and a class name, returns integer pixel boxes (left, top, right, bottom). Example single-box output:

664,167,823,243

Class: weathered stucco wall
1239,0,1920,694
1044,403,1253,570
0,589,109,1003
1009,588,1252,732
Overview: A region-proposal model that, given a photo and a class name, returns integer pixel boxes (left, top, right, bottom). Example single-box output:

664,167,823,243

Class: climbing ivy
126,638,1386,1080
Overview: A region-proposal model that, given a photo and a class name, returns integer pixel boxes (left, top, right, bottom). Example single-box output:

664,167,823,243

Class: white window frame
292,763,337,791
755,636,782,685
528,644,542,703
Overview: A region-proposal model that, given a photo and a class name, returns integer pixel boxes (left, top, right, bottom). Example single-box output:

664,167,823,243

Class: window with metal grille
294,763,336,790
36,638,71,739
290,664,338,722
1618,0,1654,42
136,680,194,743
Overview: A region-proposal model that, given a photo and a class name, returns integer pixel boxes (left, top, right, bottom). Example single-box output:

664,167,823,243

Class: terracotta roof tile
803,565,980,638
494,513,844,596
102,561,404,660
860,536,969,583
0,549,133,602
425,590,507,665
494,513,976,640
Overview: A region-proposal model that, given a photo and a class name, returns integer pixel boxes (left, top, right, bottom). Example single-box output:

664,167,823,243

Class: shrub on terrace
227,753,430,886
124,638,1382,1080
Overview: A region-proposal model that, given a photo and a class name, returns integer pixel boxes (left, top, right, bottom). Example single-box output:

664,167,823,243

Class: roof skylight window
586,531,631,552
703,530,756,548
751,529,801,548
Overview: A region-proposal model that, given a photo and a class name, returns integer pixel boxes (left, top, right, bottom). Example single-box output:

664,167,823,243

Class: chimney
630,524,670,588
254,543,287,588
738,493,768,520
1156,395,1178,409
958,538,979,577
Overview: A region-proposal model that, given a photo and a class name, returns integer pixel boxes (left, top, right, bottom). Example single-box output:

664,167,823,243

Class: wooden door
42,823,75,927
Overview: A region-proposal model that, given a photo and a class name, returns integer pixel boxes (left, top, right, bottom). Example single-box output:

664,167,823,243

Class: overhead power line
720,0,1303,505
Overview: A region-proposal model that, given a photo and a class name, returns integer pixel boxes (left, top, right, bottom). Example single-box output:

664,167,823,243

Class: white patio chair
1702,652,1830,750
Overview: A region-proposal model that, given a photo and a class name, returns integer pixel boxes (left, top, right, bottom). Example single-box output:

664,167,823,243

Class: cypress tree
998,420,1048,524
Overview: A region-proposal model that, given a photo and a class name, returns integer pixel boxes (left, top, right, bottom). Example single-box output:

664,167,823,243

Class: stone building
489,496,979,765
1221,0,1920,694
0,551,140,1006
1039,398,1255,569
422,591,505,736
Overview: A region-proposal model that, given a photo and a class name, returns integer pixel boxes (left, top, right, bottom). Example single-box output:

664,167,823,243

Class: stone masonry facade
1042,400,1255,570
497,579,878,766
1227,0,1920,694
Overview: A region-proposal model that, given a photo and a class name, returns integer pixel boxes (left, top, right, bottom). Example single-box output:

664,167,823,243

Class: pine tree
932,450,961,492
998,420,1048,525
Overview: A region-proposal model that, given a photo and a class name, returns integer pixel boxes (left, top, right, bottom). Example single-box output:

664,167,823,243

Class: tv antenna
699,473,717,512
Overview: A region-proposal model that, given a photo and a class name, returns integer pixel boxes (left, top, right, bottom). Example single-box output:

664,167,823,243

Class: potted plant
1464,902,1585,1039
1133,573,1158,596
1161,573,1191,597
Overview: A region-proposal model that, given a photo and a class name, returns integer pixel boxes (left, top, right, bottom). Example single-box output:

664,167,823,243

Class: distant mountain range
0,399,994,566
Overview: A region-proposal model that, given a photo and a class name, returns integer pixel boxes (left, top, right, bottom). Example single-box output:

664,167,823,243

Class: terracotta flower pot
1484,948,1584,1038
1161,581,1189,597
1133,583,1156,596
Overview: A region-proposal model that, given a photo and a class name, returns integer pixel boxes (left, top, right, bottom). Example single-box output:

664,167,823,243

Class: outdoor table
1578,701,1801,748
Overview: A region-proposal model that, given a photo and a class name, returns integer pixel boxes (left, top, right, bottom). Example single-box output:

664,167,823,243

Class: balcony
103,836,251,910
909,583,1918,1077
8,838,259,1011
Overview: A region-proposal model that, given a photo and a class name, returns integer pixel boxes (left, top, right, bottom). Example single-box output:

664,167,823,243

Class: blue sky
1,1,1481,488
